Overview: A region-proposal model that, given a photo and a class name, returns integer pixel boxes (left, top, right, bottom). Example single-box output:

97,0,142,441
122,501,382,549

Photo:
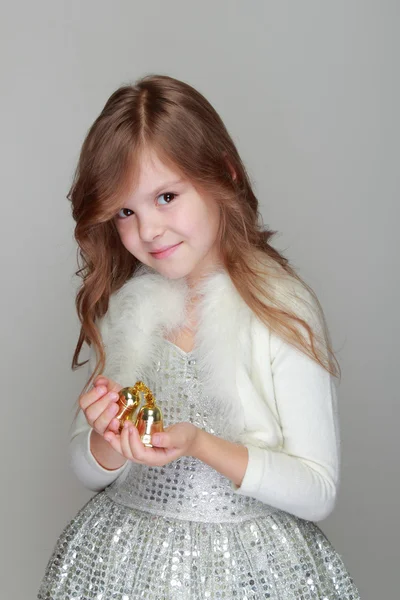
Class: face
113,148,222,285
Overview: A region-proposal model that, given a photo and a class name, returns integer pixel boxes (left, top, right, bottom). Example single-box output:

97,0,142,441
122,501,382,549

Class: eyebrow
149,178,185,197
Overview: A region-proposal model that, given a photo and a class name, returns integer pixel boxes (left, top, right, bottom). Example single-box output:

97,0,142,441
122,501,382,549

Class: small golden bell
115,381,164,445
134,405,164,447
115,387,140,433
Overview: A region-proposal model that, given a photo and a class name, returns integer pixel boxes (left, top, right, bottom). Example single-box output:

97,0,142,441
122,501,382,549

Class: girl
38,74,361,599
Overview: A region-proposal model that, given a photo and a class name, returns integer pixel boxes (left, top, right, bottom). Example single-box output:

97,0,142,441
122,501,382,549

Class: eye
157,192,177,205
116,208,134,220
116,192,177,220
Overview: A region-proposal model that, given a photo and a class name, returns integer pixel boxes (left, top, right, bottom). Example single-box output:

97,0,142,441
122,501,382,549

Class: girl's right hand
79,375,122,436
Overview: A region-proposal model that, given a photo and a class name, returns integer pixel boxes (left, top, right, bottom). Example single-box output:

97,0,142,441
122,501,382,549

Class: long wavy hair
68,73,341,403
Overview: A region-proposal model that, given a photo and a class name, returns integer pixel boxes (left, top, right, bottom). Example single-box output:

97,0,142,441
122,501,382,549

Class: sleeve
232,310,341,522
68,342,129,492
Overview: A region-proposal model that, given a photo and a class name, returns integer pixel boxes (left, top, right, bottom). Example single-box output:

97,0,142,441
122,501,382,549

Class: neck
185,263,225,293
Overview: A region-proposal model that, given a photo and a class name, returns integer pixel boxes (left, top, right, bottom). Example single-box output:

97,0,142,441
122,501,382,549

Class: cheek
201,205,220,241
117,223,138,248
116,230,144,260
171,212,197,238
179,202,219,239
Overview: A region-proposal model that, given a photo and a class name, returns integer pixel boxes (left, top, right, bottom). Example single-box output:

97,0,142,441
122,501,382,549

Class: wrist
186,428,249,487
188,426,205,459
90,429,128,471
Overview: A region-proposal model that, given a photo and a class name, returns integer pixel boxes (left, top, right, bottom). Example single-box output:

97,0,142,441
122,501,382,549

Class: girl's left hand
104,421,200,467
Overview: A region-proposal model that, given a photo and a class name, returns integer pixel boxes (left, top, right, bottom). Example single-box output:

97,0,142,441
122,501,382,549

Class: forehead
128,148,183,194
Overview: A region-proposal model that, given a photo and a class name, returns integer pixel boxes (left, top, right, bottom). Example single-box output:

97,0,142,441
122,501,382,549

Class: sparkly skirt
37,490,360,599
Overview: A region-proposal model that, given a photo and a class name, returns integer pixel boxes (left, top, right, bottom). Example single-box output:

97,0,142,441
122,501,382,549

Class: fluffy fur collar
100,265,252,430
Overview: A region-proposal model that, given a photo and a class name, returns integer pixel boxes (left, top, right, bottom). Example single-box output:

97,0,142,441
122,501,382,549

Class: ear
222,152,237,181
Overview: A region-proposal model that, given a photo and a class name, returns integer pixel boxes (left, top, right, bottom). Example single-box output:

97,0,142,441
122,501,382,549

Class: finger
89,393,121,434
120,421,138,460
126,424,170,466
85,389,119,422
105,417,121,434
108,379,123,393
103,431,123,456
79,384,109,411
93,376,122,394
128,423,150,460
101,376,122,393
105,430,145,465
151,432,171,448
86,389,120,421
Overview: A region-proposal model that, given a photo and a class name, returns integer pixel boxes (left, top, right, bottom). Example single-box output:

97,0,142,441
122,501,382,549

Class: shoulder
252,250,326,331
243,252,330,368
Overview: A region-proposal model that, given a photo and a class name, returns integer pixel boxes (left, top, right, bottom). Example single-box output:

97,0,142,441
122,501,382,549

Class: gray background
1,1,398,598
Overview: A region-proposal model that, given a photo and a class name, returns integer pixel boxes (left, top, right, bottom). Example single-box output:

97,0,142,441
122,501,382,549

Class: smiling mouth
149,242,183,258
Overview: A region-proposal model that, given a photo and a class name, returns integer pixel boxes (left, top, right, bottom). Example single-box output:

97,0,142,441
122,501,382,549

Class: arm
190,430,249,488
230,329,340,522
69,408,129,492
68,339,129,492
190,340,339,523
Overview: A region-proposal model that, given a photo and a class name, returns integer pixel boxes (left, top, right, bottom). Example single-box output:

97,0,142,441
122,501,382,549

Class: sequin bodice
105,339,278,523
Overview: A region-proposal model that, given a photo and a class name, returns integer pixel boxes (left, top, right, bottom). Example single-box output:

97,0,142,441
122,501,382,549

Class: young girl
38,74,361,599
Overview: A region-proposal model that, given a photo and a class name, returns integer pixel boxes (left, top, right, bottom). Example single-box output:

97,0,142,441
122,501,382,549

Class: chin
150,263,193,281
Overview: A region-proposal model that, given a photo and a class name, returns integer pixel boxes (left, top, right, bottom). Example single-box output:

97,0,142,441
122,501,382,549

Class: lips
149,242,182,259
150,243,180,254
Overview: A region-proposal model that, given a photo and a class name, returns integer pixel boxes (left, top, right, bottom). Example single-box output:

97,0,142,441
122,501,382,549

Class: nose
137,212,165,242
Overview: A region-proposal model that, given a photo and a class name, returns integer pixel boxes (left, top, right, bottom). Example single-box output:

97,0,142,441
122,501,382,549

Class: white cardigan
69,262,340,523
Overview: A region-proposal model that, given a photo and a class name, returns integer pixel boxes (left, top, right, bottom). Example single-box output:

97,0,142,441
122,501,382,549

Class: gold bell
134,404,164,448
116,381,164,447
115,387,141,432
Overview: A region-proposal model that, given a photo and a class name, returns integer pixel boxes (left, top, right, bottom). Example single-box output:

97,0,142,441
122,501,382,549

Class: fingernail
97,386,107,395
109,392,119,401
152,434,160,445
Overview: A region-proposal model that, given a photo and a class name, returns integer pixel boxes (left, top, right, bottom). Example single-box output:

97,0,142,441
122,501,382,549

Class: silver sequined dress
38,338,361,599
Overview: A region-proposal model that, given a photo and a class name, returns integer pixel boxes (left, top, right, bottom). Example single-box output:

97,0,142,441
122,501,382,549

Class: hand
79,375,123,436
104,421,200,467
